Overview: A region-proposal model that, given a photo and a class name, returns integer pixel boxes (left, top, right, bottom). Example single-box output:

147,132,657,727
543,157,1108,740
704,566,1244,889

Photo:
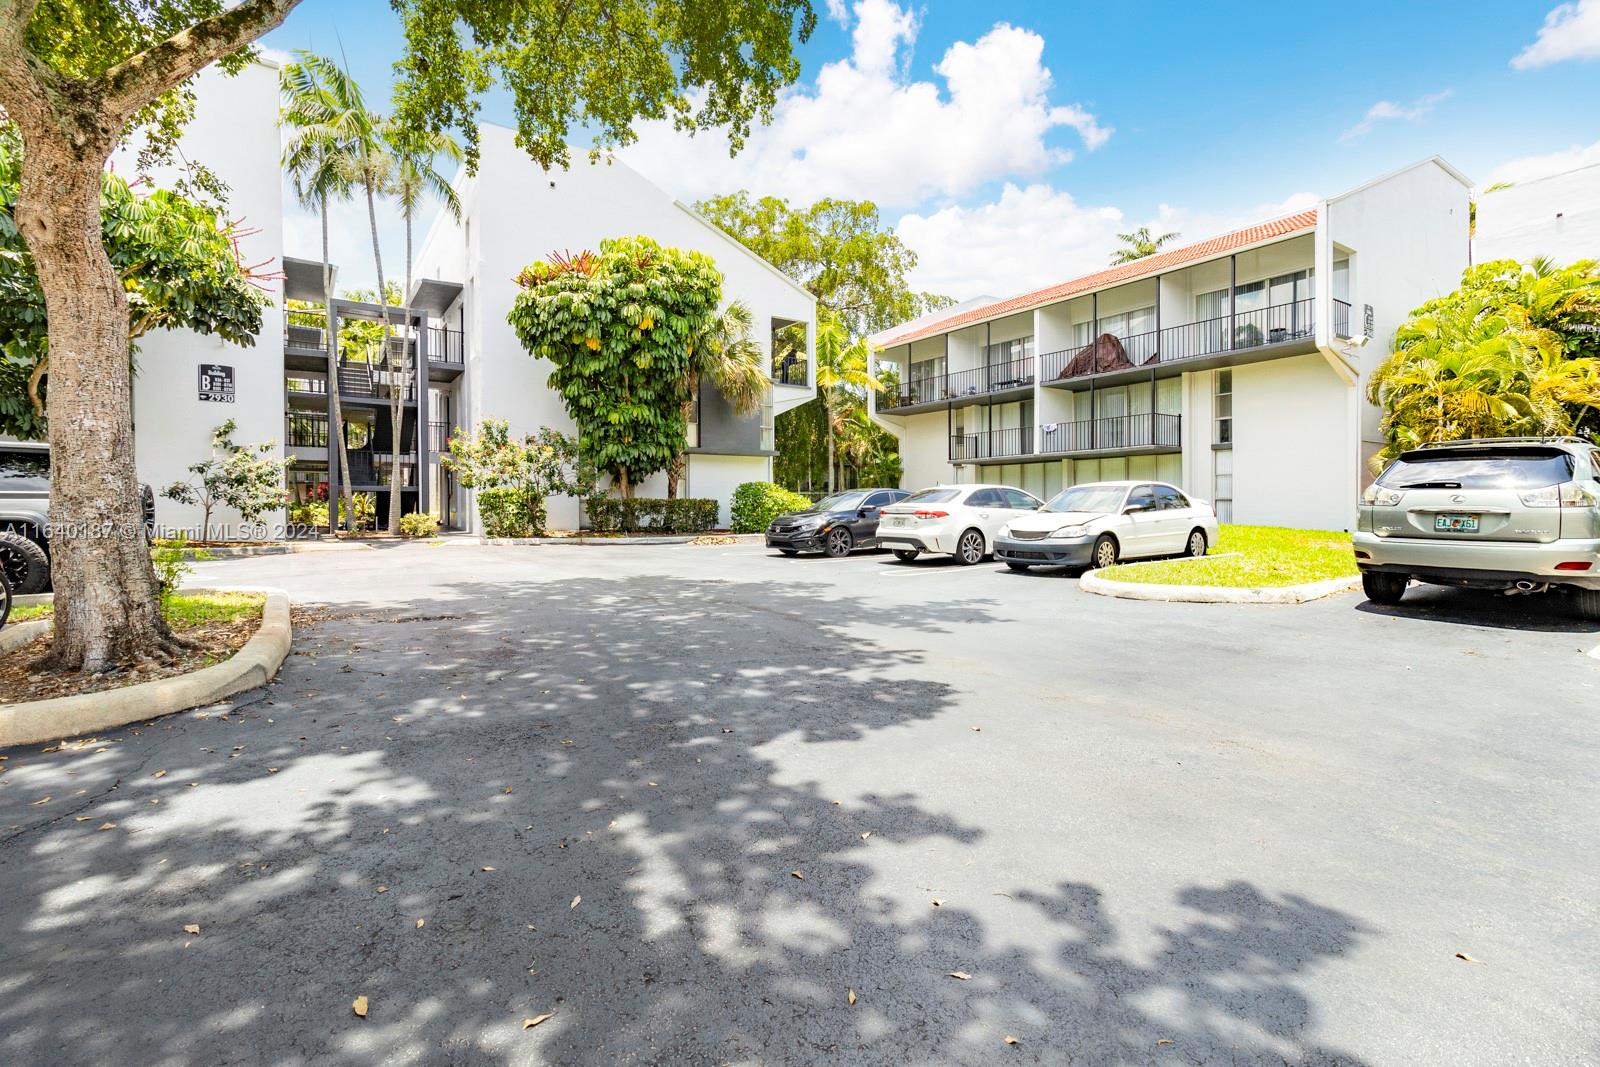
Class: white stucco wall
1229,354,1352,530
686,453,771,526
1475,164,1600,267
412,126,815,532
116,62,286,537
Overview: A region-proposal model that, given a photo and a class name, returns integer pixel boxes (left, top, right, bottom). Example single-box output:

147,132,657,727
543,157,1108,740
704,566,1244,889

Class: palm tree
1110,226,1180,266
384,121,463,519
813,313,881,492
669,300,768,497
281,57,360,535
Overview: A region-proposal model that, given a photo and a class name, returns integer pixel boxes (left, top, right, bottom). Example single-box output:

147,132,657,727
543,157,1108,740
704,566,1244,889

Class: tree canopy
507,236,725,495
694,191,952,337
1110,226,1179,265
0,124,269,440
1368,258,1600,463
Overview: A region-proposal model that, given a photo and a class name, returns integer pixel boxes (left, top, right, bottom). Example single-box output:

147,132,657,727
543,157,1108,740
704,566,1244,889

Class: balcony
884,355,1036,413
949,426,1034,462
773,356,808,386
1039,413,1182,456
428,326,464,365
285,412,330,448
284,316,329,352
1041,298,1317,387
346,451,418,488
427,421,450,453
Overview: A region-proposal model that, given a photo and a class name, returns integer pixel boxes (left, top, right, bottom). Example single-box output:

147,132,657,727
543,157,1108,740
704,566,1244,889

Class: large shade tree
507,237,725,496
0,125,270,442
0,0,815,673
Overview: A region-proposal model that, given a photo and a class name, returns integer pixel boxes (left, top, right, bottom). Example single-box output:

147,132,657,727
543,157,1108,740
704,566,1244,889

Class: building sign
198,364,235,403
1363,304,1375,340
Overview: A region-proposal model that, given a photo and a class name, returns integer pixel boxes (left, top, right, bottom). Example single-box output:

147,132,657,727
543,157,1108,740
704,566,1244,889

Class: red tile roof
877,209,1319,348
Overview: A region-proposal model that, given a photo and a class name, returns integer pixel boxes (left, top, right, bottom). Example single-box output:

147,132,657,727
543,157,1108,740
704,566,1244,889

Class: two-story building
120,62,815,536
869,158,1472,532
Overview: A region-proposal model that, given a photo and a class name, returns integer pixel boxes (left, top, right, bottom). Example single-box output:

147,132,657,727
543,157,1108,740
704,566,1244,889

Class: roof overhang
408,278,464,317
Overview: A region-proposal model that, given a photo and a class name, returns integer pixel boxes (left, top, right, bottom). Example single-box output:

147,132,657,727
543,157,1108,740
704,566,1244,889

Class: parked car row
766,480,1219,571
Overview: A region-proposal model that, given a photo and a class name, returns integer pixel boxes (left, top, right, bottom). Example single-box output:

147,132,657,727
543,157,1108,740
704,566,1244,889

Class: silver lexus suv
1354,437,1600,619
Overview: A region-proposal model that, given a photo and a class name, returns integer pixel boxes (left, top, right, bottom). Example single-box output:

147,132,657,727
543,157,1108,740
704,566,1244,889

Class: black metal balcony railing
346,452,418,488
1040,412,1182,454
336,358,416,402
285,412,330,448
949,426,1034,462
1040,298,1317,383
773,357,808,386
286,376,327,395
1333,299,1353,338
428,327,464,364
885,355,1036,410
284,317,329,351
427,421,450,453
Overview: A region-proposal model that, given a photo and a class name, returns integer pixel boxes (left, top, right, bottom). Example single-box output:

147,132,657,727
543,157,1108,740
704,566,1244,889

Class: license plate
1434,513,1478,533
885,516,904,526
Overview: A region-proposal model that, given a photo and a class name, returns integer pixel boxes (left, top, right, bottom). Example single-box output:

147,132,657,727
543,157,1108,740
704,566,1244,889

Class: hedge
479,486,548,538
729,481,812,533
585,497,718,534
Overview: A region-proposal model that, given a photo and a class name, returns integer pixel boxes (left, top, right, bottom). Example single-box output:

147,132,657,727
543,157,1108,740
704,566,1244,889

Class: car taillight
913,510,948,519
1555,561,1593,571
1519,482,1597,508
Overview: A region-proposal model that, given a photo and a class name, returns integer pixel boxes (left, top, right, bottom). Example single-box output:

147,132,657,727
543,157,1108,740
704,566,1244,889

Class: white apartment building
1474,161,1600,266
118,64,815,536
869,159,1472,532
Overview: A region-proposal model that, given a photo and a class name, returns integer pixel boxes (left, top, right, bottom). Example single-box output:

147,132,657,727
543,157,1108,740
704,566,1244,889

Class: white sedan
876,483,1045,565
993,480,1218,572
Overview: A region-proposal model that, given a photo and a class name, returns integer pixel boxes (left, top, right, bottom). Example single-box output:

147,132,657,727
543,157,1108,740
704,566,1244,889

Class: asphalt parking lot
2,540,1596,1065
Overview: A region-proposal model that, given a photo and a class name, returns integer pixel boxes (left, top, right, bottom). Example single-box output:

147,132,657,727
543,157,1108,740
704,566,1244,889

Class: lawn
1099,524,1358,588
7,591,263,627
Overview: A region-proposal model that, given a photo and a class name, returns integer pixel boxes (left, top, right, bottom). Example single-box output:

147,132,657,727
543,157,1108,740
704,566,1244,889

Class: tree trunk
825,394,836,494
15,127,177,672
667,396,691,498
366,180,403,535
401,207,418,524
322,194,356,535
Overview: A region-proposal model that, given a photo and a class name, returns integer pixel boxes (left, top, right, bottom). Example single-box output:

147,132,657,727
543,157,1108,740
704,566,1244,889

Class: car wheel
1361,571,1409,606
0,531,50,595
823,527,853,558
1005,561,1032,573
954,528,985,565
1091,534,1119,570
1572,587,1600,622
0,568,10,629
1185,528,1208,558
892,549,920,563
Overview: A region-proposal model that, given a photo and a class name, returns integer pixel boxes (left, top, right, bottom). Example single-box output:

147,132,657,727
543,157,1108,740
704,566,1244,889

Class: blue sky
261,0,1600,301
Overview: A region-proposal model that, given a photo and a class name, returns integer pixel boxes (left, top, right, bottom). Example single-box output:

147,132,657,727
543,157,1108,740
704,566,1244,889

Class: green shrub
479,486,547,538
151,534,211,602
398,511,440,539
729,481,812,533
585,497,718,534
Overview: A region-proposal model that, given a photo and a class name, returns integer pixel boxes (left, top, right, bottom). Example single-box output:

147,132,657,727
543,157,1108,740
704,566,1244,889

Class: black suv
0,441,156,594
766,488,912,558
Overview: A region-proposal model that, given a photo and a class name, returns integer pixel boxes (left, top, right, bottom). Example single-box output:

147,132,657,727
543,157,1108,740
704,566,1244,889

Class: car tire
1091,534,1119,570
1185,528,1208,558
823,527,853,558
1361,571,1409,606
1573,587,1600,622
892,549,920,563
1005,561,1032,573
0,531,50,595
0,569,10,630
953,528,986,566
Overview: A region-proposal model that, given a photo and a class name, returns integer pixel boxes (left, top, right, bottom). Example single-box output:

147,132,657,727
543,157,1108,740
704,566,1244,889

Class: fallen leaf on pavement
932,899,945,907
946,971,971,981
376,886,388,894
415,919,425,929
1157,1039,1173,1046
481,866,496,872
183,924,201,935
352,996,368,1018
570,895,581,909
30,796,50,806
860,831,872,840
522,1013,553,1029
503,786,513,794
847,989,857,1005
152,770,167,779
75,816,91,822
790,871,804,880
1004,1036,1019,1046
98,822,117,831
1455,952,1484,964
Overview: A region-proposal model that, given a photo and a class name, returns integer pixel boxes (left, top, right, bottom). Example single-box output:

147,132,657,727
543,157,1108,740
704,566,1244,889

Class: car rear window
0,448,49,488
1378,448,1574,490
900,488,959,504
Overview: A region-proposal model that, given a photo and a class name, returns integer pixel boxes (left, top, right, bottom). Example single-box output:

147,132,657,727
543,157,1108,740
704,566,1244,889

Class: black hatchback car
766,488,911,557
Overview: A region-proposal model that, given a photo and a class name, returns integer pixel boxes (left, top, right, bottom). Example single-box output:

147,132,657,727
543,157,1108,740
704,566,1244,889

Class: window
1043,483,1127,514
1377,449,1574,490
967,488,1003,507
1214,449,1234,523
1214,370,1232,446
685,389,700,448
908,356,946,402
903,487,960,504
0,447,49,491
984,335,1034,372
1003,488,1041,510
1154,485,1189,510
1126,485,1158,512
863,492,894,509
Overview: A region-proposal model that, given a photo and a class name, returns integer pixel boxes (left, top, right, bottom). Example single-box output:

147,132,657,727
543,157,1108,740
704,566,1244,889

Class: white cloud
622,0,1109,210
1340,90,1451,141
1485,136,1600,185
1512,0,1600,68
895,188,1320,304
824,0,850,25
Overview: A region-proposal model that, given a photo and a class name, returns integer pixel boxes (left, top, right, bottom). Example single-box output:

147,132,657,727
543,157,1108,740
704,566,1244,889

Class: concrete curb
482,535,698,546
1079,569,1362,605
0,587,292,748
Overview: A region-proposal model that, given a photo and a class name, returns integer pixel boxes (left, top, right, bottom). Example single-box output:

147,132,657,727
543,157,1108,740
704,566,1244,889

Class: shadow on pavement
0,576,1370,1065
1353,583,1600,634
